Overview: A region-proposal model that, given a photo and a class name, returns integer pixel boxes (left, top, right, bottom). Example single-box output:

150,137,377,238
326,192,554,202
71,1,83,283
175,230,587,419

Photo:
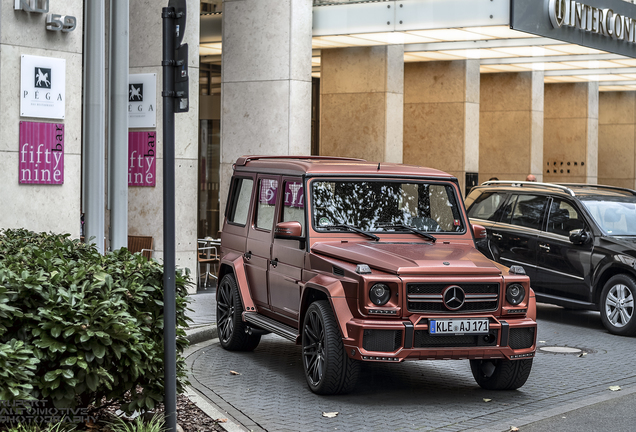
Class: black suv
465,181,636,336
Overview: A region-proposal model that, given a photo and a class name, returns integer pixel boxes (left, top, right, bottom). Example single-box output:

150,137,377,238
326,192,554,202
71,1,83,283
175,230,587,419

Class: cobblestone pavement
187,303,636,432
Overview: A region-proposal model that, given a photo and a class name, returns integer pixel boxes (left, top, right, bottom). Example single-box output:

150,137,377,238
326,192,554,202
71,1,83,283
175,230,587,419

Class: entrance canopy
200,0,636,91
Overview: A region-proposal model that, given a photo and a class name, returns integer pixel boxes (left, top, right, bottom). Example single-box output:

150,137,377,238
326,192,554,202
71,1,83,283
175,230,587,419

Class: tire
600,274,636,336
302,300,359,395
470,359,533,390
216,274,261,351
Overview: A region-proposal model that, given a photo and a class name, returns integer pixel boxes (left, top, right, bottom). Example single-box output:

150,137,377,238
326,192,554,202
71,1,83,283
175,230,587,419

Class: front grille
509,327,535,349
413,330,499,348
407,283,499,313
363,329,402,352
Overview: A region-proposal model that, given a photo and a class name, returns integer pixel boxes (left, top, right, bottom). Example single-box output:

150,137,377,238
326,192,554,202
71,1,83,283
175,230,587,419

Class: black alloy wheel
216,274,260,351
302,300,359,395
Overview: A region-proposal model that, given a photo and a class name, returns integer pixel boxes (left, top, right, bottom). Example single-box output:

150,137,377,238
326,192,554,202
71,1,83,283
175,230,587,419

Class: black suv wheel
217,274,261,351
302,301,359,395
470,359,533,390
600,274,636,336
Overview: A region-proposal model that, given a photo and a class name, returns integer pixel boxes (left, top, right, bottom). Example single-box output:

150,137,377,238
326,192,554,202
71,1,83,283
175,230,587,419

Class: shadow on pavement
535,302,604,332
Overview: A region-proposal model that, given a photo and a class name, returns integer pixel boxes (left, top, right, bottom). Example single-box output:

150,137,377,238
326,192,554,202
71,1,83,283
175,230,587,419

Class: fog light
369,283,391,306
506,283,525,305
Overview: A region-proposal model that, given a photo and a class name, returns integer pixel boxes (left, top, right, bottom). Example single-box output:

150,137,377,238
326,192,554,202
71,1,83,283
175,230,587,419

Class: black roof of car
475,181,636,199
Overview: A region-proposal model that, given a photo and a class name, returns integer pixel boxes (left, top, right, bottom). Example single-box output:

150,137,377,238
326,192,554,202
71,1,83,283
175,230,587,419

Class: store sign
19,121,64,185
128,131,156,187
20,55,66,119
129,74,157,128
549,0,636,42
511,0,636,57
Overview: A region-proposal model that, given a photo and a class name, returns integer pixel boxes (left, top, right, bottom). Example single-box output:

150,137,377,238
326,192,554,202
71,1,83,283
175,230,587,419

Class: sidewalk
184,288,218,345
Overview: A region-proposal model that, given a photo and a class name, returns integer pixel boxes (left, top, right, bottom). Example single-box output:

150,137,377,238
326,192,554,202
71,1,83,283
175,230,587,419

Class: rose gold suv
217,156,537,394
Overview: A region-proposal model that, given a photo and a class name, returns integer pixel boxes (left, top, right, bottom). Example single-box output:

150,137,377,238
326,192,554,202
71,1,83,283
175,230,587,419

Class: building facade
2,0,636,292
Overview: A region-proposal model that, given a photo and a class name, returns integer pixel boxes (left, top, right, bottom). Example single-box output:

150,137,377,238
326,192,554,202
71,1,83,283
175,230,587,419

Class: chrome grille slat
407,283,499,313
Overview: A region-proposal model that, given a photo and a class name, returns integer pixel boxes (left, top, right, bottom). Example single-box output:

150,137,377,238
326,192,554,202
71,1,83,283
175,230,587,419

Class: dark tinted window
507,195,548,230
227,177,254,226
546,199,585,236
467,191,508,221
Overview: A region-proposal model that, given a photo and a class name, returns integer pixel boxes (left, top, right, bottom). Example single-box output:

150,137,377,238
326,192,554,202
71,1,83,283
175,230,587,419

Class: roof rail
235,155,366,166
556,183,636,196
480,180,575,196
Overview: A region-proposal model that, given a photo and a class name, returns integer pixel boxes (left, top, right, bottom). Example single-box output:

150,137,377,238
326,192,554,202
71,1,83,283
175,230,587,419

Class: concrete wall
598,91,636,189
480,71,544,182
0,0,84,236
404,60,479,193
544,82,598,184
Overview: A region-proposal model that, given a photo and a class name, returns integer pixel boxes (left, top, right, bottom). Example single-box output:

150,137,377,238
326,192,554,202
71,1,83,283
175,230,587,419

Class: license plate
429,318,489,335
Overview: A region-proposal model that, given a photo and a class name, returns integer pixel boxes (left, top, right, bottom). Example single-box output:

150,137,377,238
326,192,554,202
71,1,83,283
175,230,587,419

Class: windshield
311,180,465,233
582,198,636,235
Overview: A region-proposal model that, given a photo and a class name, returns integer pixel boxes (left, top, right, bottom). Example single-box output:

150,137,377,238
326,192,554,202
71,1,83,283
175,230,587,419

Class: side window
282,180,305,235
227,177,253,226
547,199,585,236
509,195,547,230
256,178,279,230
467,192,508,222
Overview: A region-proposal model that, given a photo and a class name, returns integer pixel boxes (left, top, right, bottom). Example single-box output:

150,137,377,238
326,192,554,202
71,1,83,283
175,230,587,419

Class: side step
244,312,298,342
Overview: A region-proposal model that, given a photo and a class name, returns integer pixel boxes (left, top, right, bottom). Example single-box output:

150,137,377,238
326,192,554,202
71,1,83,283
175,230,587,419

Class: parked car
217,156,536,394
465,181,636,336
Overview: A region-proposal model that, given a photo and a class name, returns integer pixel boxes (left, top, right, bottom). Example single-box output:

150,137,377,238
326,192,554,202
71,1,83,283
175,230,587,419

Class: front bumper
343,315,536,362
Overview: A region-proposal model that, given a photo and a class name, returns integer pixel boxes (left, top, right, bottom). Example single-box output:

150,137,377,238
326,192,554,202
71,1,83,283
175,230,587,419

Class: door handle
539,244,550,252
244,251,252,260
271,258,278,268
492,233,502,240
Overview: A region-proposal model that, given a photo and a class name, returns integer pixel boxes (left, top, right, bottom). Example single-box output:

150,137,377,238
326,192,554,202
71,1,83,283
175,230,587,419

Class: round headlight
506,283,526,305
369,283,391,306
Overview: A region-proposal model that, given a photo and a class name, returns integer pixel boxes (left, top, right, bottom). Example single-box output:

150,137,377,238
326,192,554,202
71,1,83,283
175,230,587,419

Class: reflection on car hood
602,235,636,253
311,241,502,276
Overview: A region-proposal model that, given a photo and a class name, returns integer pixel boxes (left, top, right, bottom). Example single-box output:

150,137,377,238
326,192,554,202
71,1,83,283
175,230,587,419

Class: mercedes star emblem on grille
443,285,466,310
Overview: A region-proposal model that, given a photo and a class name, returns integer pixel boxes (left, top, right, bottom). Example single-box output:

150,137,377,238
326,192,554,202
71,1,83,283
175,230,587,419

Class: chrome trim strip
501,257,538,269
535,265,585,281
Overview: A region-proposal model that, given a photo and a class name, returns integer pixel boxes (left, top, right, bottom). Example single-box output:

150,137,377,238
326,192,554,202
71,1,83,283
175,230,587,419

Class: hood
311,241,502,276
601,236,636,255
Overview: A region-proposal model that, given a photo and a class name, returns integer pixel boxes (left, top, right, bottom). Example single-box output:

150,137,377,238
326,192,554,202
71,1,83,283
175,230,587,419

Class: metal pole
108,0,130,250
162,7,177,432
84,0,106,254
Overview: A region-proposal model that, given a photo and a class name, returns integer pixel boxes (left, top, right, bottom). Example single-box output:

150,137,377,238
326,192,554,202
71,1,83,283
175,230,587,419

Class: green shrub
105,413,165,432
0,229,191,412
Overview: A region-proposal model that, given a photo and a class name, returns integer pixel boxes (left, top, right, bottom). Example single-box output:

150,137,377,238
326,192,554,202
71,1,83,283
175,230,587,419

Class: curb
185,324,218,345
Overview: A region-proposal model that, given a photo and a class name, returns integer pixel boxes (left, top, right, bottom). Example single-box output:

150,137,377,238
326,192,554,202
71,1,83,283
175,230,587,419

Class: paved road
186,303,636,432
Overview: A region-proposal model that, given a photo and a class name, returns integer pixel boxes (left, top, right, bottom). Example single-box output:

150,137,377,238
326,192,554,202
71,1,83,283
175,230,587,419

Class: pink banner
19,121,64,185
128,131,156,187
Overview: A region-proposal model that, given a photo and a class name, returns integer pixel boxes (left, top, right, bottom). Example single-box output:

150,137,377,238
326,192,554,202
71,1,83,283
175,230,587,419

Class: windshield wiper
378,223,437,243
323,224,380,241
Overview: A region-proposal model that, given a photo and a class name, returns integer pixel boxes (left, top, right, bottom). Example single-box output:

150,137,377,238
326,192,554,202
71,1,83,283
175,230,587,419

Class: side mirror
472,224,487,239
569,229,589,245
275,221,303,239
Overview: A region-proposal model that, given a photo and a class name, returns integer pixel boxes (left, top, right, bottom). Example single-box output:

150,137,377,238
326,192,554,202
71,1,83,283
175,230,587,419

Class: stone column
599,92,636,189
320,45,404,163
480,71,544,182
404,60,479,194
220,0,312,214
128,0,200,287
544,82,598,184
